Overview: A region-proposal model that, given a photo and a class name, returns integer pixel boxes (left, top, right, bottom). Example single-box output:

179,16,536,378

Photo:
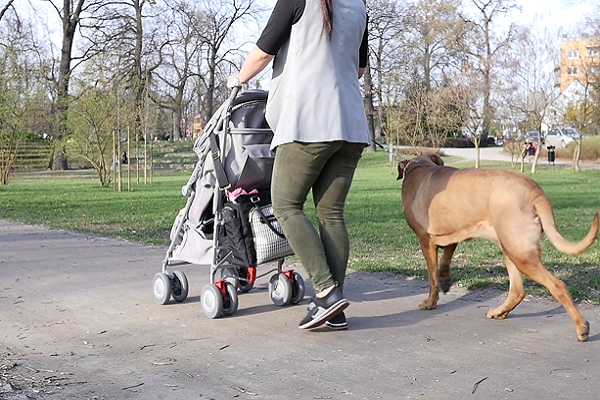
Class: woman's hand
227,46,275,89
227,74,243,89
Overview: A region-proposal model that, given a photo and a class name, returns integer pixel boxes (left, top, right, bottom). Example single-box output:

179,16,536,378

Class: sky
510,0,595,35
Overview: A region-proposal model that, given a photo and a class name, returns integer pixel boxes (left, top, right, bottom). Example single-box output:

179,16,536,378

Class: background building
560,38,600,92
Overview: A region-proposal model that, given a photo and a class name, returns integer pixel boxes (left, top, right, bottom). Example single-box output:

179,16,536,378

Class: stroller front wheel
153,273,172,305
290,272,306,305
201,284,223,319
171,270,189,303
269,273,292,307
222,282,239,316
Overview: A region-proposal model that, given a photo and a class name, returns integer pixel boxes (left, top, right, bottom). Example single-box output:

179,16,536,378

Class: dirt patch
0,350,83,400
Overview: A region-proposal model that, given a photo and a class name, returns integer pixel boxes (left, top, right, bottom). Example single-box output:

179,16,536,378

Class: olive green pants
271,141,364,293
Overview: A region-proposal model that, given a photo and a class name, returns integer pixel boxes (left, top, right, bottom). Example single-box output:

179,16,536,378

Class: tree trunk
52,0,86,170
363,62,376,152
133,0,145,145
573,140,581,172
205,46,217,122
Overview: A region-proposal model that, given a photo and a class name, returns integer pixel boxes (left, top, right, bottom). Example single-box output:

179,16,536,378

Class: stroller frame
152,88,305,319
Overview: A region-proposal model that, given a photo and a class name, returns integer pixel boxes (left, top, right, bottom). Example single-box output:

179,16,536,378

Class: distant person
121,151,128,165
227,0,369,330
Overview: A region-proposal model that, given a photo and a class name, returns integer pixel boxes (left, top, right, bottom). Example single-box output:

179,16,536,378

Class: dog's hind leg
439,243,457,294
519,260,590,342
419,239,440,310
487,254,525,320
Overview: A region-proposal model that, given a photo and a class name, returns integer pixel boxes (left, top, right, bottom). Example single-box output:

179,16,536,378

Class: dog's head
396,153,444,180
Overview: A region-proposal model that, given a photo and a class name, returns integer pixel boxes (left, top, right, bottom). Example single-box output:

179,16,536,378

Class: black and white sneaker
325,311,347,330
299,286,349,330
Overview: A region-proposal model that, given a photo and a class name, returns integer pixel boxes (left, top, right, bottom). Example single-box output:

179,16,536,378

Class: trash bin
547,145,556,164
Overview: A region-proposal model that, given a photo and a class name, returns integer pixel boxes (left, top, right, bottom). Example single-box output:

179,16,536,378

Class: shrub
555,136,600,162
444,137,474,148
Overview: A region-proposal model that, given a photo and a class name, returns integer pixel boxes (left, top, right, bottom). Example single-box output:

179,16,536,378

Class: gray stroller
152,88,305,319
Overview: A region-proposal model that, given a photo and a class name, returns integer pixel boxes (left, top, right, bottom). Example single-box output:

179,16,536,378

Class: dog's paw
577,321,590,342
486,308,509,320
439,276,452,293
419,300,437,310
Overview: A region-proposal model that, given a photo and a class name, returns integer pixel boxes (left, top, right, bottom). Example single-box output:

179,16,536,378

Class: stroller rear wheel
289,271,306,305
221,268,240,290
171,270,189,303
201,284,223,319
222,282,239,316
153,273,172,305
269,273,292,306
237,267,255,293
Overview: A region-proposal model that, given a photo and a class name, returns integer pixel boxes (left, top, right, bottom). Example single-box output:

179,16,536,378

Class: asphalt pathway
2,219,600,400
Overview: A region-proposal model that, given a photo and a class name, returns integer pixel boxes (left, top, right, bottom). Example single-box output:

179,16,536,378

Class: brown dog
397,154,599,342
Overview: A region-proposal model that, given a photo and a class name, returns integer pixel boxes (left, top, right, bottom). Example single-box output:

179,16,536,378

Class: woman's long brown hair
322,0,333,39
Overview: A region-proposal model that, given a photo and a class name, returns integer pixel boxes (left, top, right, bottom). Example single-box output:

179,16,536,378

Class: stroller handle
228,86,241,103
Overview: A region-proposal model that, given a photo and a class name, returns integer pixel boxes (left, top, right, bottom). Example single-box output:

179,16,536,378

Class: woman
228,0,369,330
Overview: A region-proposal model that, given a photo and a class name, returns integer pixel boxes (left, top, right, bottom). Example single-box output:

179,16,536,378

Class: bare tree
362,60,377,152
403,0,464,92
425,83,465,149
500,23,561,173
564,72,597,172
0,13,51,183
460,0,520,147
0,0,15,22
66,87,118,186
148,1,206,141
196,0,262,122
43,0,89,170
366,0,407,146
451,61,487,167
394,74,428,152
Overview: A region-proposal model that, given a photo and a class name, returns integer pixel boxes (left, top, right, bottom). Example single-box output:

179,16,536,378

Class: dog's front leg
419,239,440,310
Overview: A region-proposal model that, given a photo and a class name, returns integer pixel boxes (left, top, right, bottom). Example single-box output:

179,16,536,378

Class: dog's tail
536,199,599,255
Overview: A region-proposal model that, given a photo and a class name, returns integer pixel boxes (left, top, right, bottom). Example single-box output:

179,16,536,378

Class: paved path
2,221,600,400
439,146,600,169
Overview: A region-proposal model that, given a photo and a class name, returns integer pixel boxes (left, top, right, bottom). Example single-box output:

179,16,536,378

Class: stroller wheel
220,268,239,290
290,272,306,305
201,284,223,319
222,282,239,316
269,273,292,307
171,270,189,303
153,273,172,305
238,267,255,293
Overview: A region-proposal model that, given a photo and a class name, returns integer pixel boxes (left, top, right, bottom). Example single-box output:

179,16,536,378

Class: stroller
152,88,305,319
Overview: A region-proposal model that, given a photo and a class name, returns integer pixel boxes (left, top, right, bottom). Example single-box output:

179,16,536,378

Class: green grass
2,152,600,303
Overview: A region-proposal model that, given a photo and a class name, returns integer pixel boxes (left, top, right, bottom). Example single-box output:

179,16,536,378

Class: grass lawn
2,152,600,303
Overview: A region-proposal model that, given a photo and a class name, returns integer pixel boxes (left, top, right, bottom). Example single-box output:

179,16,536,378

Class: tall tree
148,1,206,141
500,23,561,173
45,0,87,170
0,12,51,183
460,0,520,147
403,0,464,92
196,0,262,123
365,0,406,149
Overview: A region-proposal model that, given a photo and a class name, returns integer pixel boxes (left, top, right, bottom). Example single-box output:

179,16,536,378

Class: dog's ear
428,154,444,166
397,160,410,180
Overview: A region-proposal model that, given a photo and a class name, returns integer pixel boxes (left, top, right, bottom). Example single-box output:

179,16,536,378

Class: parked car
545,128,575,148
546,128,574,149
523,131,544,144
